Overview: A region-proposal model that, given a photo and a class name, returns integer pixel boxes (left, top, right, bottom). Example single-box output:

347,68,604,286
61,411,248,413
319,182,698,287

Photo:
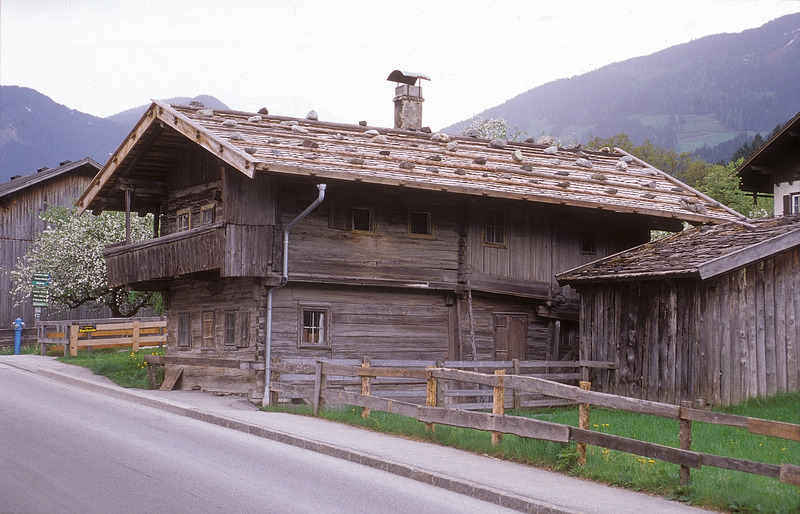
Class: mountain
106,95,230,129
0,87,228,182
442,13,800,157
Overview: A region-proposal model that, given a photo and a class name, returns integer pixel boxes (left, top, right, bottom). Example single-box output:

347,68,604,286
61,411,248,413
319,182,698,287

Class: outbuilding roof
0,158,100,199
737,109,800,194
556,215,800,284
76,101,744,227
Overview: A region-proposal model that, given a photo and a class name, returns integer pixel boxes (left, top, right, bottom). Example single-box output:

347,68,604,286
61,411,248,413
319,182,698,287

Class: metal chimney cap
387,70,431,86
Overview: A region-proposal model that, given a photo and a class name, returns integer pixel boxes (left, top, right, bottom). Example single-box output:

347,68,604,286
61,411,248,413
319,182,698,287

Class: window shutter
329,203,351,230
784,195,791,216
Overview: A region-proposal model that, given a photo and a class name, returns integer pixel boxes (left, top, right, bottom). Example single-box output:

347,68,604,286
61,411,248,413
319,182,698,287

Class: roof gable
737,109,800,194
557,215,800,284
77,101,744,226
0,158,100,199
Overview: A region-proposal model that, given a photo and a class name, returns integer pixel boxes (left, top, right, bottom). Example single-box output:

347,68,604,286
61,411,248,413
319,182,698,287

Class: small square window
177,313,191,348
298,307,330,348
352,207,374,232
177,208,191,232
483,209,506,246
201,204,215,225
409,210,433,236
580,234,596,254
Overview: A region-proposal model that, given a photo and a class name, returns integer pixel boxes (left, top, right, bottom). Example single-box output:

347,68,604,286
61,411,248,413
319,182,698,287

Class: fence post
313,361,326,415
269,357,280,406
512,359,521,410
435,359,445,407
132,320,140,353
361,356,371,419
680,400,693,486
426,368,438,432
69,325,79,357
578,380,591,466
492,369,506,446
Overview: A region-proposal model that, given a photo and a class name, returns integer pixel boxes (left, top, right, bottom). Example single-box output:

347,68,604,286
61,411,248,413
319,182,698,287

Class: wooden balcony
104,223,273,289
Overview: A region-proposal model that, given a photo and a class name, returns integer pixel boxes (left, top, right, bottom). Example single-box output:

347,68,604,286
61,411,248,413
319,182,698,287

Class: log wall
580,247,800,406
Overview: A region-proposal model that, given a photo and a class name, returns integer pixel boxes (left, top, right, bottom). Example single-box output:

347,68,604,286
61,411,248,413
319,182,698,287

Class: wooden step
160,365,184,391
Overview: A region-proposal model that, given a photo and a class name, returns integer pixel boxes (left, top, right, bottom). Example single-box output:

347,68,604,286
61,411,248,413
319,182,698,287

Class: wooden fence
270,357,617,410
276,360,800,488
0,327,37,348
37,317,166,356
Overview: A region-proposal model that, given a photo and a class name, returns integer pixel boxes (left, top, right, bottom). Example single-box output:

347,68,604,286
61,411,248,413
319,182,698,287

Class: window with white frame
298,306,330,348
792,193,800,215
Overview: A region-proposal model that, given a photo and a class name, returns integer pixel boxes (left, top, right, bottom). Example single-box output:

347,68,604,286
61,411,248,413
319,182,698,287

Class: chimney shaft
387,70,430,131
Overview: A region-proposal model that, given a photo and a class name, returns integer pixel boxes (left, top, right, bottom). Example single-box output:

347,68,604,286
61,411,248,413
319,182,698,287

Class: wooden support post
512,359,521,410
313,361,326,415
132,320,140,353
69,325,79,357
426,369,438,432
435,359,445,407
361,357,371,419
578,380,591,466
269,357,280,406
492,369,506,446
680,400,693,486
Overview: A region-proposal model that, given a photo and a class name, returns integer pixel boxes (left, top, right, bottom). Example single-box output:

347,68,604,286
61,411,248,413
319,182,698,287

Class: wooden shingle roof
557,215,800,284
77,101,744,226
0,158,100,198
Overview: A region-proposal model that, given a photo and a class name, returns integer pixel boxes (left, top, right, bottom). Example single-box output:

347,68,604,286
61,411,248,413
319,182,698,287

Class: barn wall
0,170,105,327
580,247,800,406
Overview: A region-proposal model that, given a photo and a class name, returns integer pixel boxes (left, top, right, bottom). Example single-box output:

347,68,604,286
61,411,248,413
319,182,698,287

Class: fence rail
275,359,800,488
37,317,166,356
0,328,37,348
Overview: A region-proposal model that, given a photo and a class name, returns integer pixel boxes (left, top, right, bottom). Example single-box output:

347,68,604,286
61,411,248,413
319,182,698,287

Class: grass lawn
55,346,165,389
269,394,800,513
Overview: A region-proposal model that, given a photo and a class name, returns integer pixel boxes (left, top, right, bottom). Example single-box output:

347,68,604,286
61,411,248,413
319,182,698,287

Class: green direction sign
31,273,50,307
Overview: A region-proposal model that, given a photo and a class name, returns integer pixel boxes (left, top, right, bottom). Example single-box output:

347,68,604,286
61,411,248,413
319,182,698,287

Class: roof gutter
263,183,326,406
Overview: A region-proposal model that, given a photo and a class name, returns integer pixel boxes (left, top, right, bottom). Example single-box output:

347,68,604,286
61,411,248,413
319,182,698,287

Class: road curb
31,366,573,513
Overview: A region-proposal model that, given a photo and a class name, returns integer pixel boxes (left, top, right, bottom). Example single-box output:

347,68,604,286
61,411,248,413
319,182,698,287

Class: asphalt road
0,364,515,513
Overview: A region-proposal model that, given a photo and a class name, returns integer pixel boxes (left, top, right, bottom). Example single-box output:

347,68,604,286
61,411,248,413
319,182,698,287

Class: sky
1,0,799,131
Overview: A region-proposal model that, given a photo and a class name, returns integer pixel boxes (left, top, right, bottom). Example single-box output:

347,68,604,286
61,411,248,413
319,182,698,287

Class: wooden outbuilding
557,215,800,406
0,158,102,328
75,97,742,400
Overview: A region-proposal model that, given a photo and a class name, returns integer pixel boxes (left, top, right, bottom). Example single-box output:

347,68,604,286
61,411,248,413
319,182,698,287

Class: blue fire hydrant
12,318,25,355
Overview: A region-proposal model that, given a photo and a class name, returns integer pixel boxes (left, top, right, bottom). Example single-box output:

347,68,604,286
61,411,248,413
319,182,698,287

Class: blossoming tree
10,205,160,317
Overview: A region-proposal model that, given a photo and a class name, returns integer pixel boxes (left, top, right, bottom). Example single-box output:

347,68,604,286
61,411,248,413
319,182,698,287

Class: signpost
31,272,50,321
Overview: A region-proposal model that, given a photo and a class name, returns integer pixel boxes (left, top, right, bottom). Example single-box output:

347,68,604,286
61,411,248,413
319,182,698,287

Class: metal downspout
263,184,326,406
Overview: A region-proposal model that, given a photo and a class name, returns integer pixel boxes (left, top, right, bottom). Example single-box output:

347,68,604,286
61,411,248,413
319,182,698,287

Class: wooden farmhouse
738,109,800,217
0,158,102,328
75,82,743,400
557,215,800,406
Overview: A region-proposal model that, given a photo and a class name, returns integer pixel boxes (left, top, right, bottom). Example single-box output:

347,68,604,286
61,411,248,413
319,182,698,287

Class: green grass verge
0,344,39,355
267,394,800,513
56,347,165,389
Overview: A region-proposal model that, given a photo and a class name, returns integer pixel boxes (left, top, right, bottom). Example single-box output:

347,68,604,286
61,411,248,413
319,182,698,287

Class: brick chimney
387,70,430,131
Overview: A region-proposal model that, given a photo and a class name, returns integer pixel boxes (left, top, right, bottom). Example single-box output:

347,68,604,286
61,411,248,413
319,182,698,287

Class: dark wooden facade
0,159,102,327
559,216,800,406
76,102,743,398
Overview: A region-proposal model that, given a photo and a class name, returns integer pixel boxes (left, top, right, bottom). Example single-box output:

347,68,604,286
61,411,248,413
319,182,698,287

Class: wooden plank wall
270,283,451,361
0,171,104,327
581,247,800,406
166,278,262,394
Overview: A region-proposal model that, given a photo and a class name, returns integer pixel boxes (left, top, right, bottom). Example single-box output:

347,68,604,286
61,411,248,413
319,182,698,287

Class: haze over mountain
0,88,228,182
443,13,800,158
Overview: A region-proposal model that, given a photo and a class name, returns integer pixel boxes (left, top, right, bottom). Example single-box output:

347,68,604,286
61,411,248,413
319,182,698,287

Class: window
202,311,215,348
200,204,215,225
408,210,433,236
177,208,191,232
225,311,250,348
352,207,374,232
483,208,506,246
177,313,191,348
298,306,330,348
792,193,800,215
580,234,596,254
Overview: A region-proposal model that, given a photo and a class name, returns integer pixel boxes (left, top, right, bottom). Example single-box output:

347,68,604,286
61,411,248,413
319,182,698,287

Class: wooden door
493,313,528,361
